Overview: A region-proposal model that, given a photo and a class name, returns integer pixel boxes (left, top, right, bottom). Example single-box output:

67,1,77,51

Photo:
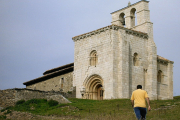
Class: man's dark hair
137,85,142,89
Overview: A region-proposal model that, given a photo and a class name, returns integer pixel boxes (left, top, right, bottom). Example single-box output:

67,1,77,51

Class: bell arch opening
84,75,104,100
119,12,125,26
130,8,137,27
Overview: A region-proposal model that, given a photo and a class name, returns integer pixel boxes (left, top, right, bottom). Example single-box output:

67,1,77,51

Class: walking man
131,85,151,120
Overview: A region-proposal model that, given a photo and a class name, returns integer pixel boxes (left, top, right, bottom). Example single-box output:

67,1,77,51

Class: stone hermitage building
23,0,174,100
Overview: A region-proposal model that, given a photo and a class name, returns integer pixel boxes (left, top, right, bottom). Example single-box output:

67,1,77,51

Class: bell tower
111,0,158,100
111,0,151,30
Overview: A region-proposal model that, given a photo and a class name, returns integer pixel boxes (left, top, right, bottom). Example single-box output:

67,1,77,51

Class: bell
122,21,125,25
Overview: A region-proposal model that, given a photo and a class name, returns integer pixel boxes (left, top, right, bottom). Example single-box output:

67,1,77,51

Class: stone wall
73,25,150,99
27,72,73,93
73,28,115,99
157,83,168,100
157,62,174,99
0,88,72,108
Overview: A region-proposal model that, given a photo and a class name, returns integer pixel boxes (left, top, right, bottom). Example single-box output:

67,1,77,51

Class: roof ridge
43,66,74,77
23,66,74,85
43,63,74,75
157,55,174,64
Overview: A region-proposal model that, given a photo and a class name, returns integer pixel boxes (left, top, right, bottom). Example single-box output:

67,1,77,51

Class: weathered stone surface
0,88,71,108
0,107,3,110
72,0,173,100
27,72,73,93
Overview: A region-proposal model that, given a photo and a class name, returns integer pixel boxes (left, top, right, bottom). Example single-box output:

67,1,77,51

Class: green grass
2,96,180,120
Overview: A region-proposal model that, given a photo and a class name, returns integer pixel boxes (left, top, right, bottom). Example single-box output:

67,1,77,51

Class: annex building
23,0,174,100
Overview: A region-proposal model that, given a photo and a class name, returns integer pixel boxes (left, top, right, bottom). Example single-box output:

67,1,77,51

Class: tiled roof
43,63,74,75
157,55,174,64
23,63,74,86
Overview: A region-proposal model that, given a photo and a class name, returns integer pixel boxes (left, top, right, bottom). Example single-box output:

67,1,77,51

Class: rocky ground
0,110,77,120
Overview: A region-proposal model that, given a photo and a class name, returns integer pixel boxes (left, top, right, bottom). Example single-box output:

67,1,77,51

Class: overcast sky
0,0,180,96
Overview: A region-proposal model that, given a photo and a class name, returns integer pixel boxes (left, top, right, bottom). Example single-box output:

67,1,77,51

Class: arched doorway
84,75,104,100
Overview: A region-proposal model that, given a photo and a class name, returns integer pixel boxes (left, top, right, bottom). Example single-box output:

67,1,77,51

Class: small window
60,78,64,88
133,53,139,66
90,50,98,66
157,70,163,83
61,78,64,83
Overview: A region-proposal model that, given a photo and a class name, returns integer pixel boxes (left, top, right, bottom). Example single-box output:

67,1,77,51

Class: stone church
23,0,174,100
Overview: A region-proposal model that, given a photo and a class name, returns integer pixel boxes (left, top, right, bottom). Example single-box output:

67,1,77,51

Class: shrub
25,99,39,105
41,99,47,102
4,110,11,115
24,99,48,105
67,91,72,94
16,100,25,105
0,115,6,119
0,109,5,112
1,106,12,112
48,99,59,107
174,96,180,100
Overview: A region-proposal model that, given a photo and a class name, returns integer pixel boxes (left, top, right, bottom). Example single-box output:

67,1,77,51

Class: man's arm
131,100,134,108
145,97,151,111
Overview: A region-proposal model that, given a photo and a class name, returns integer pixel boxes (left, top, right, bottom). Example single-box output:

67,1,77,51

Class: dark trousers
134,107,147,120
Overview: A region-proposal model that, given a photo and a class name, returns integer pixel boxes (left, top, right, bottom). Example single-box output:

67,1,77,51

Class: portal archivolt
84,75,104,100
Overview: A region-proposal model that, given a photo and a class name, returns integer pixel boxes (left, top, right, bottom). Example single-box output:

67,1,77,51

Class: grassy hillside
1,96,180,120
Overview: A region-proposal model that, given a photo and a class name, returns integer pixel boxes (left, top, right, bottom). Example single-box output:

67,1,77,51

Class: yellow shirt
131,89,149,108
